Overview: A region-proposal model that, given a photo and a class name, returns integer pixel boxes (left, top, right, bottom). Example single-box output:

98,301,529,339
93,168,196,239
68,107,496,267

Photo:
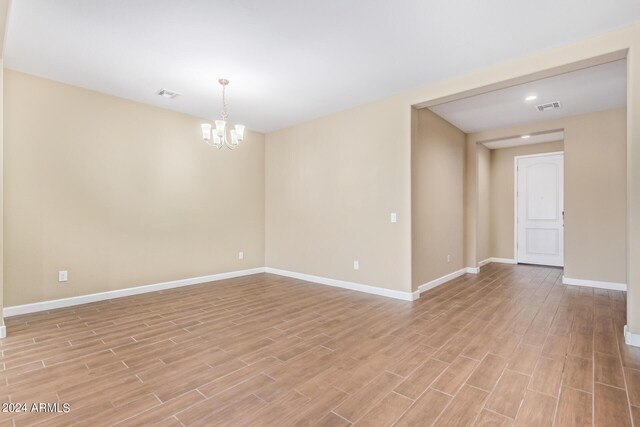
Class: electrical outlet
447,254,451,263
239,251,244,260
58,271,68,282
353,260,359,270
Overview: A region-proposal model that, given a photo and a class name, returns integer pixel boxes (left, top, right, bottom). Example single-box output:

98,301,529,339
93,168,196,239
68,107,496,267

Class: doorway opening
410,52,627,290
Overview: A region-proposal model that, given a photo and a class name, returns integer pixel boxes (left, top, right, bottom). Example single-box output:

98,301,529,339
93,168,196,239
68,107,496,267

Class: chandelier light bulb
201,123,212,141
234,124,245,140
215,120,226,137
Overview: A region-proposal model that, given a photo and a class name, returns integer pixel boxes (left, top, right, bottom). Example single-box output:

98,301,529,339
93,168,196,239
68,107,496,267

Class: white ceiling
429,60,627,133
482,131,564,150
5,1,640,133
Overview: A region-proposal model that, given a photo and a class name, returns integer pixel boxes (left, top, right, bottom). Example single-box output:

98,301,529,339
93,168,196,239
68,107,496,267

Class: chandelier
201,79,245,149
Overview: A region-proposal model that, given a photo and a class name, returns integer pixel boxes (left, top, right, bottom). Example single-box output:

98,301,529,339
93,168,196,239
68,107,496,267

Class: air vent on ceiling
535,101,561,112
156,89,180,99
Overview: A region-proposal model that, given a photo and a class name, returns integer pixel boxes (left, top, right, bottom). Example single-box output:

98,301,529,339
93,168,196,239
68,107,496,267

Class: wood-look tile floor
1,264,639,426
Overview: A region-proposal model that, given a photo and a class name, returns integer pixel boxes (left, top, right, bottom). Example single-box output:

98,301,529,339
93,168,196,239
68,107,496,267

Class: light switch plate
390,212,397,223
58,271,68,282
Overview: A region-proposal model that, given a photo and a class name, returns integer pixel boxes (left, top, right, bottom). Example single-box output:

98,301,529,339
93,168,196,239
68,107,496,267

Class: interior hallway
1,264,639,426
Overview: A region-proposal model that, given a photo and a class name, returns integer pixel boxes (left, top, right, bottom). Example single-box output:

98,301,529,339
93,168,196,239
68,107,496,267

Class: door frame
513,150,565,265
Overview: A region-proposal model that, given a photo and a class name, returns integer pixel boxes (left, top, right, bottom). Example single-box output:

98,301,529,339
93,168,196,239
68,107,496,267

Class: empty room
1,1,640,426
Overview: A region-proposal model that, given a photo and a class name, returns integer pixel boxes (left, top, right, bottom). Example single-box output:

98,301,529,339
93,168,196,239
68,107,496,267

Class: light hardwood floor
1,264,639,426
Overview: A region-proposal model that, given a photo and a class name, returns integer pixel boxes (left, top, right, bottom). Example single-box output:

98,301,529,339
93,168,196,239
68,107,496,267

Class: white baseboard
478,259,491,267
465,267,479,274
490,258,517,264
265,267,418,301
2,265,419,320
3,267,266,318
624,325,640,347
418,269,466,294
562,276,627,291
0,325,5,339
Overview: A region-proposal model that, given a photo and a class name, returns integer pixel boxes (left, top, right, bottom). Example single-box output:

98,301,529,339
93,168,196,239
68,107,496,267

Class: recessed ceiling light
521,135,531,139
525,95,538,101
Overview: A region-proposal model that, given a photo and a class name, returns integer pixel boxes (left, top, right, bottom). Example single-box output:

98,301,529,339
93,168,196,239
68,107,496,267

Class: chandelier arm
224,133,238,149
206,139,223,149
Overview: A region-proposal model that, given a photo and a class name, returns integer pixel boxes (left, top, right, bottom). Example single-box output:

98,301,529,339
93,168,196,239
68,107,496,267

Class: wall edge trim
490,258,518,264
562,275,627,291
3,267,267,318
418,268,467,294
265,267,417,301
624,325,640,348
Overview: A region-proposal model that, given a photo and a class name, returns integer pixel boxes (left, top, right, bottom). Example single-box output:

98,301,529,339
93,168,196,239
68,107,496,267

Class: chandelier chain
220,83,228,121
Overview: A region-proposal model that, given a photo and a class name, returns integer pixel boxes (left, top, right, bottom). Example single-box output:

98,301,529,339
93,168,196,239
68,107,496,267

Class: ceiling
429,60,627,133
481,131,564,150
5,1,640,133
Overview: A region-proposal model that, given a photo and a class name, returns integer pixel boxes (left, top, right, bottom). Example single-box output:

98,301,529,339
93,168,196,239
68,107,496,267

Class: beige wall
0,0,9,334
566,109,627,284
411,108,465,289
3,70,265,306
469,109,627,284
464,139,477,268
489,141,565,259
629,48,640,336
477,144,491,263
0,1,11,334
265,97,412,293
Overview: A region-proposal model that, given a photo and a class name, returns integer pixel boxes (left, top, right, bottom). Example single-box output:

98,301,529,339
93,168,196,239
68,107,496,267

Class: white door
517,153,564,266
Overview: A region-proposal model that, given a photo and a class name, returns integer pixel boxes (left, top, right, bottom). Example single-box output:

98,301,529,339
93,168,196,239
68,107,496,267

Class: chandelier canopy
201,79,245,149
